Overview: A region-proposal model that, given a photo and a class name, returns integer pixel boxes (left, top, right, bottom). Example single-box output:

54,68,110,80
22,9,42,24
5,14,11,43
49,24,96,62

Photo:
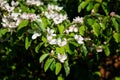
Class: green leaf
78,4,82,13
111,17,119,32
56,47,65,54
115,77,120,80
44,58,54,72
41,17,48,31
39,54,49,63
79,25,85,36
86,3,93,11
81,45,88,57
92,23,100,37
103,45,110,56
57,74,64,80
50,60,56,71
58,24,64,34
20,3,29,12
113,33,120,43
87,19,94,25
17,20,29,31
25,36,32,50
100,23,106,30
63,44,73,55
0,28,8,38
42,36,47,43
78,1,89,12
63,61,70,76
102,2,109,15
35,42,44,53
55,62,62,75
93,3,100,13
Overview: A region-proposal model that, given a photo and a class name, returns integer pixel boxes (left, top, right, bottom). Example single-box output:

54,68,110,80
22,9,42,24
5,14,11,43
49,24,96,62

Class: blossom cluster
46,27,67,47
44,4,67,24
0,0,42,29
26,0,43,6
1,0,105,64
65,24,78,34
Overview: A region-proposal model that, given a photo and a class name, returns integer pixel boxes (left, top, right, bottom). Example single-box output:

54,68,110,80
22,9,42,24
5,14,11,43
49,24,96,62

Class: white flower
57,38,67,46
74,34,84,44
26,0,43,6
73,16,83,24
57,53,67,63
69,25,78,32
48,4,63,12
47,35,57,45
55,5,63,12
85,37,91,41
32,33,41,40
53,14,67,24
53,17,63,24
4,3,14,12
47,28,56,36
48,4,54,11
28,13,37,21
20,13,29,19
49,39,57,45
96,46,103,52
11,12,20,20
9,22,17,28
16,19,21,26
11,1,19,6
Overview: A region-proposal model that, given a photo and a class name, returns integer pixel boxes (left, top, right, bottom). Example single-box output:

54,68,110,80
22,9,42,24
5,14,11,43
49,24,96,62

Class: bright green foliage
44,58,54,72
39,54,49,63
63,61,70,76
17,20,29,31
55,62,62,75
25,36,32,50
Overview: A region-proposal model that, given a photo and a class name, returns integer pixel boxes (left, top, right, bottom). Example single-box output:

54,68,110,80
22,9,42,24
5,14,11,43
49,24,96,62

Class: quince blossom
44,4,67,24
47,28,57,45
74,34,84,44
65,24,78,34
96,46,103,52
32,33,41,40
48,4,63,12
26,0,43,6
57,38,67,46
73,16,83,24
57,53,67,63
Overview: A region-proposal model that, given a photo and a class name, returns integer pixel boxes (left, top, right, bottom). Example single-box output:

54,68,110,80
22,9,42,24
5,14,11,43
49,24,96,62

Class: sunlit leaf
63,61,70,76
94,3,100,12
18,20,29,31
102,2,109,15
0,28,8,38
111,17,119,32
113,33,120,43
58,24,64,34
39,54,49,63
56,47,65,54
44,58,54,72
87,3,93,11
57,74,64,80
79,25,85,36
50,60,56,71
103,45,110,56
35,42,44,53
55,62,62,75
25,36,32,50
92,23,100,37
81,45,88,57
115,77,120,80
